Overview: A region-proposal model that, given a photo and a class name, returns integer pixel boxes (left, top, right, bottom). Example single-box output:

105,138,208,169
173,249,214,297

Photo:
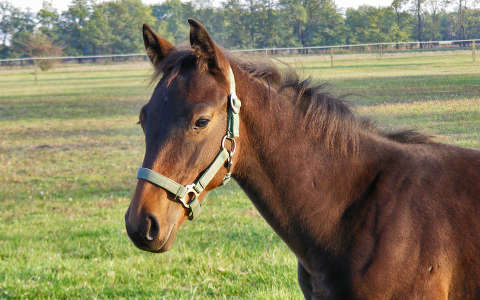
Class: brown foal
125,19,480,299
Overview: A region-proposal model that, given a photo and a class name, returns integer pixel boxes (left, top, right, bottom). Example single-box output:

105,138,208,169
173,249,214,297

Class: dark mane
229,55,433,147
152,48,433,152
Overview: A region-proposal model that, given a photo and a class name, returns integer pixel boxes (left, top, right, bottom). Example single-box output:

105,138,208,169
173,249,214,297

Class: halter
136,66,241,220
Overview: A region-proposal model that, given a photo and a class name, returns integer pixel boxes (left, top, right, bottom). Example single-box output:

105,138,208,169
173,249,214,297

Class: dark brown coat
125,19,480,299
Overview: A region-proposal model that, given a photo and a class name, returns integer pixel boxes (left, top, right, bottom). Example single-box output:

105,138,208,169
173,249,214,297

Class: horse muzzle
124,208,177,253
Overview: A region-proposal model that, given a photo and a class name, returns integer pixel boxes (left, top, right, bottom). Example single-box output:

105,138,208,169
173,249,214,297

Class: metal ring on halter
221,135,236,155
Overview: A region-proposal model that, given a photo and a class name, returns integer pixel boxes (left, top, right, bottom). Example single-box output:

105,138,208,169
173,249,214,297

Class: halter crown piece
136,66,241,220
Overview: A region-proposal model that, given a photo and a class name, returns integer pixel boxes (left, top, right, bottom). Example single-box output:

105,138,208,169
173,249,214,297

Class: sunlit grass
356,98,480,149
281,51,479,79
0,51,479,298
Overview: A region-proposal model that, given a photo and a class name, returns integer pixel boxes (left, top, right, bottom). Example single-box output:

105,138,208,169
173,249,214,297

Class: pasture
1,51,479,298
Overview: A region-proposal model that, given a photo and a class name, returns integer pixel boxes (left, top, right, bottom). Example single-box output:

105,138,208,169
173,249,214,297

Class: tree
279,0,345,47
346,6,409,44
83,4,114,54
423,0,449,40
151,0,190,44
455,0,467,40
57,0,92,55
1,0,480,60
463,7,480,39
392,0,408,27
410,0,426,42
257,0,283,47
191,6,228,46
98,0,154,54
312,0,345,46
223,0,251,48
11,30,63,81
0,1,13,47
56,0,153,55
37,1,59,39
0,1,35,57
279,0,308,46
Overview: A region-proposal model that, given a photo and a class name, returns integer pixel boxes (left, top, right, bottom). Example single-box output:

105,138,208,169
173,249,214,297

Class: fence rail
1,39,478,66
0,53,146,63
235,39,480,52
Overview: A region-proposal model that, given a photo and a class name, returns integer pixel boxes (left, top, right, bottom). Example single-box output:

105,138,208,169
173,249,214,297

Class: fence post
330,48,334,68
473,40,476,62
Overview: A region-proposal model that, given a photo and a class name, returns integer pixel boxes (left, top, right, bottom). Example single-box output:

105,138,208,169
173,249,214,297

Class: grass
1,51,479,299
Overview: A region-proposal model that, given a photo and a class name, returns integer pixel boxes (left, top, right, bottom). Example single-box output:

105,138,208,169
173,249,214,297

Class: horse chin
150,228,177,253
129,223,178,253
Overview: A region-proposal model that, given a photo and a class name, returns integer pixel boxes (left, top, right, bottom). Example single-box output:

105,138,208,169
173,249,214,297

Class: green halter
136,66,241,220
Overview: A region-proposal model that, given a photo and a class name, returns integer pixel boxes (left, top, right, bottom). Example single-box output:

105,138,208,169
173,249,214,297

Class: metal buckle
174,183,199,210
184,184,201,220
221,135,236,156
185,184,200,201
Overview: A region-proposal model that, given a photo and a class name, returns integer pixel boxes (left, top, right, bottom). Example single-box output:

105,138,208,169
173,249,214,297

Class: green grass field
1,52,479,299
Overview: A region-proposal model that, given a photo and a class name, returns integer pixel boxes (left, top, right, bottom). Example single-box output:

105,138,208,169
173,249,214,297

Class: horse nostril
145,215,160,241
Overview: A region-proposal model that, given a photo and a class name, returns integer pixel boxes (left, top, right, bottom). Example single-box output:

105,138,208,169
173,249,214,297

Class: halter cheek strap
136,66,241,220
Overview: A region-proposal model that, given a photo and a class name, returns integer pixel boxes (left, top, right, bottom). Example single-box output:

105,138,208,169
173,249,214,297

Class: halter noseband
136,66,241,220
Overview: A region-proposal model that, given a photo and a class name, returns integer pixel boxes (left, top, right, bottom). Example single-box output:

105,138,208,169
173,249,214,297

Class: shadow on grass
0,84,150,102
5,126,141,140
0,98,145,120
304,62,427,70
366,110,480,129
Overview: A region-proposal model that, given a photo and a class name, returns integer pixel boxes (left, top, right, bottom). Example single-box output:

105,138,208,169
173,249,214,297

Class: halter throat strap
136,66,241,220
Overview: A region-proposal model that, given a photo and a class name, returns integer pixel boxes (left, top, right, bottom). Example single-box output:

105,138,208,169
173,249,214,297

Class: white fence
0,53,147,64
0,39,478,66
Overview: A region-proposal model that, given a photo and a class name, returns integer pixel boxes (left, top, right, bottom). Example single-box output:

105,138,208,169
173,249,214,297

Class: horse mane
152,48,434,154
230,55,433,143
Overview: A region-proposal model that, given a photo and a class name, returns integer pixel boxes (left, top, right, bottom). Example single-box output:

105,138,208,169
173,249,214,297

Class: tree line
1,0,479,59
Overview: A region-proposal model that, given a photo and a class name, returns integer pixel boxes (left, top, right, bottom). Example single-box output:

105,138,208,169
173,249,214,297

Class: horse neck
231,65,386,258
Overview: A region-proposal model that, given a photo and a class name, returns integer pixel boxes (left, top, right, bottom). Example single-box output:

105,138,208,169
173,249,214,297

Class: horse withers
124,19,480,299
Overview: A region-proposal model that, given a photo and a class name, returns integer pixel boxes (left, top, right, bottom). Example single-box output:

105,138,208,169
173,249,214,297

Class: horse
124,19,480,299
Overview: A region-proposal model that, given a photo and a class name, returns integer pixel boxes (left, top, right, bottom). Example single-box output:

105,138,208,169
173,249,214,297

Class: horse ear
142,24,175,67
188,18,229,77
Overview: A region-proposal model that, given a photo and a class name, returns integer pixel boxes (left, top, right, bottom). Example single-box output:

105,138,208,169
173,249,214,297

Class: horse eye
194,118,210,129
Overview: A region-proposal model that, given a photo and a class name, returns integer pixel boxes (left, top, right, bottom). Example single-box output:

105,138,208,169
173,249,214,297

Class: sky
13,0,390,13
